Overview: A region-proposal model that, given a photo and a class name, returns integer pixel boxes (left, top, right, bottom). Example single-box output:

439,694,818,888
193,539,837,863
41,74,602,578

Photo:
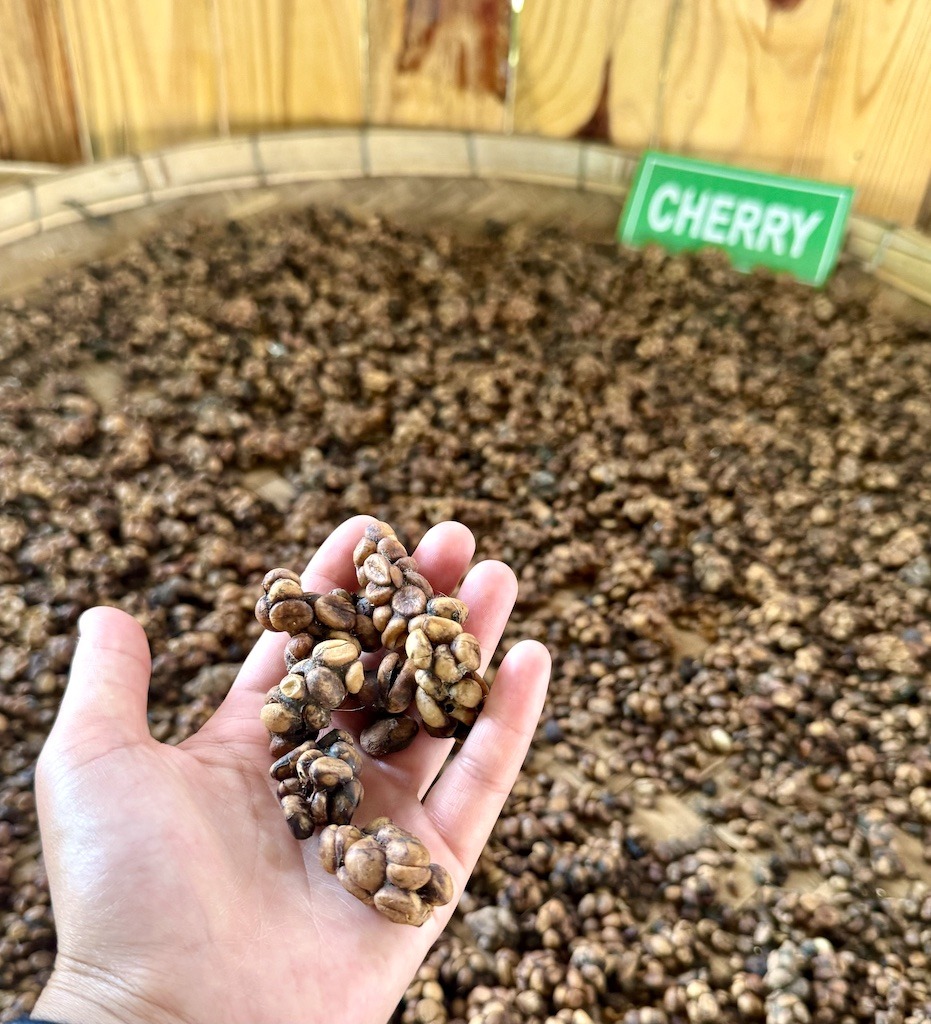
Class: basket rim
0,128,928,305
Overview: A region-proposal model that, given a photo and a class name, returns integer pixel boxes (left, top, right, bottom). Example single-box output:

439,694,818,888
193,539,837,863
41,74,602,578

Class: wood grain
655,0,837,173
514,0,829,163
60,0,219,158
369,0,509,131
607,0,676,151
512,0,614,138
0,0,82,163
513,0,676,147
215,0,363,131
795,0,931,225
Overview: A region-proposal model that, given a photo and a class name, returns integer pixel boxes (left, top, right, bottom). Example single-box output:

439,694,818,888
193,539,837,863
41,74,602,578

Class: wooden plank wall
369,0,510,130
215,0,364,133
0,0,82,163
0,0,929,227
59,0,219,158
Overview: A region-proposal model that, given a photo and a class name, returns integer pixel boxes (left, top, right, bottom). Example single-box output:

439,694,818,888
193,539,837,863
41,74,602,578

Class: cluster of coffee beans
269,729,363,840
320,818,454,927
255,520,481,924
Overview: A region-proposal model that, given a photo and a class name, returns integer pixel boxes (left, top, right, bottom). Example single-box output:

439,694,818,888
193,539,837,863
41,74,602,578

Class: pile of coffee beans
1,202,929,1020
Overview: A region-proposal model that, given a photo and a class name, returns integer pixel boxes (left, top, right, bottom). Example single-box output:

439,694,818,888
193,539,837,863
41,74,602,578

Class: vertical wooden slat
794,0,931,225
653,0,837,173
60,0,219,158
214,0,363,132
369,0,510,131
0,0,82,163
512,0,615,138
513,0,679,146
608,0,677,151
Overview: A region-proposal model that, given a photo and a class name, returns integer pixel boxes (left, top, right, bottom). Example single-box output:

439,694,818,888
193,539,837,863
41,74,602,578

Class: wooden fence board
0,0,81,163
512,0,615,138
513,0,675,147
60,0,219,158
368,0,509,131
656,0,837,173
606,0,676,151
794,0,931,225
215,0,363,131
513,0,834,162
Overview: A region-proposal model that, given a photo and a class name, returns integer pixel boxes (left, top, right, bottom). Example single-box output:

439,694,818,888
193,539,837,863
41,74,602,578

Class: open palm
33,516,551,1024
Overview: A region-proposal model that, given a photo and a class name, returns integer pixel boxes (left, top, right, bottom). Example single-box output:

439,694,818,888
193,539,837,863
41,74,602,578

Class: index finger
422,639,551,874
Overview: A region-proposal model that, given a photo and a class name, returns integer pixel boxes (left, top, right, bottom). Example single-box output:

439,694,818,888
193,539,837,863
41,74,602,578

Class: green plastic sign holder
618,151,853,286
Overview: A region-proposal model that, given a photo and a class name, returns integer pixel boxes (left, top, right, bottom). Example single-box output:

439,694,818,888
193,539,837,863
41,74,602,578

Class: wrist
32,961,183,1024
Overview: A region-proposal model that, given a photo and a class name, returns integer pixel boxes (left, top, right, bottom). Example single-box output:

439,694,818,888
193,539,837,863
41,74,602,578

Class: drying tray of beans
1,188,930,1024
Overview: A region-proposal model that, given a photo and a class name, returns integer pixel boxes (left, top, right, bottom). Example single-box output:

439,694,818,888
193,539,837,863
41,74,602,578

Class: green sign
618,151,853,286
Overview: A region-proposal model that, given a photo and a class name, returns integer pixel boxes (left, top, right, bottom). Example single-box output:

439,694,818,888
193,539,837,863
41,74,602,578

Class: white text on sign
647,184,824,260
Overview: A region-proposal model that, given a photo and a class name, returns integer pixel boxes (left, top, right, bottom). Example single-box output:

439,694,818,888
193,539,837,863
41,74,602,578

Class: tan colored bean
433,646,461,684
381,614,408,650
278,673,307,702
304,665,346,710
402,571,434,599
392,584,427,618
363,552,393,586
268,598,314,634
266,577,304,604
373,603,393,632
374,884,431,927
428,596,469,624
414,669,444,700
422,615,463,644
310,755,353,788
378,536,408,561
314,591,356,631
337,866,376,906
386,863,433,891
261,702,301,735
319,824,364,873
264,567,301,590
344,659,365,695
406,629,433,669
386,837,430,867
344,836,387,893
416,688,448,729
451,632,482,672
313,637,360,668
366,583,395,606
450,677,485,709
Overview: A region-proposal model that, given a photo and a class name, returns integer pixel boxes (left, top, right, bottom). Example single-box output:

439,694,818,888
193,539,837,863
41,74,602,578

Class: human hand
31,516,551,1024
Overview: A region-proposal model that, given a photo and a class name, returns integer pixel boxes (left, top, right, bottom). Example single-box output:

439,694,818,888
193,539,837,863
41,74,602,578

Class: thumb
49,606,154,760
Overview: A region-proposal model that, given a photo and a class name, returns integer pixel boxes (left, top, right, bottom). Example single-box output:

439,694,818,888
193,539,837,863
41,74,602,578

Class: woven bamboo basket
0,130,929,306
